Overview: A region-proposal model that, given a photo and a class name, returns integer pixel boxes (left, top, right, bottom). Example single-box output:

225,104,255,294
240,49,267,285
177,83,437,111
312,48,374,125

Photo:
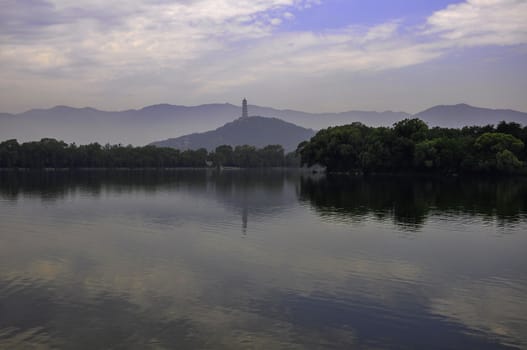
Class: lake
0,170,526,349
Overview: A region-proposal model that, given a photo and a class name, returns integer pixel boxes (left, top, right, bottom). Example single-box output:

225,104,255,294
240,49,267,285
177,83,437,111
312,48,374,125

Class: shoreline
0,167,306,172
0,167,525,178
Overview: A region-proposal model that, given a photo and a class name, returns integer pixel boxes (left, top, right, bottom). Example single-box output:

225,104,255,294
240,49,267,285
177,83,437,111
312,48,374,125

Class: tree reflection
2,170,526,231
0,170,211,201
0,169,300,234
299,175,527,230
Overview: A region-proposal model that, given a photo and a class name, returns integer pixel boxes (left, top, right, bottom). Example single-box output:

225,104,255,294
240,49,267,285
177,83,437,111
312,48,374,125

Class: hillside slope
150,116,315,152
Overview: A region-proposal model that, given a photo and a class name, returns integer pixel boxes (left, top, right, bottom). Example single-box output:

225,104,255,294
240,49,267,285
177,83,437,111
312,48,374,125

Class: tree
213,145,234,166
393,118,429,141
258,145,284,167
0,139,20,168
233,145,259,167
474,132,524,172
298,119,527,174
496,121,522,139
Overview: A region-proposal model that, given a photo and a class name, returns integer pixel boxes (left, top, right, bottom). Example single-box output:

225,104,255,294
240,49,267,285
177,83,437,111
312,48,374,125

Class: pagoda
242,98,248,118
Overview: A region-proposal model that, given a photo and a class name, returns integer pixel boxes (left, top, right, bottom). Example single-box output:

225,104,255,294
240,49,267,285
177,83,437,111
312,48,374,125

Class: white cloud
427,0,527,46
0,0,526,112
283,12,295,20
188,21,444,94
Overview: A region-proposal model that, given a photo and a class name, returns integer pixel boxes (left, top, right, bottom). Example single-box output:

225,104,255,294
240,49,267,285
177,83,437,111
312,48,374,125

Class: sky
1,0,527,114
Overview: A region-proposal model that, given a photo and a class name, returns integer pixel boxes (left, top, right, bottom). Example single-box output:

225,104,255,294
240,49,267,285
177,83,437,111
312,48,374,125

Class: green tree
213,145,234,166
474,132,524,172
0,139,20,168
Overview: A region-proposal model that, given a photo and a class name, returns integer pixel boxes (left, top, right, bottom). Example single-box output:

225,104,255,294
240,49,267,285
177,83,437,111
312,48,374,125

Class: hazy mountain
413,104,527,128
249,106,411,129
0,104,241,146
0,103,410,145
150,116,315,152
1,102,526,146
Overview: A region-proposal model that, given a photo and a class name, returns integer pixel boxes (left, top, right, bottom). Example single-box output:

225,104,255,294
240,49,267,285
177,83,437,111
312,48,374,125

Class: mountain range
1,103,526,146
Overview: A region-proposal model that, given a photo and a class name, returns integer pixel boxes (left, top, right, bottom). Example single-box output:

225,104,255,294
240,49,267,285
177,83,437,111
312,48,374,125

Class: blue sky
1,0,526,113
281,0,465,30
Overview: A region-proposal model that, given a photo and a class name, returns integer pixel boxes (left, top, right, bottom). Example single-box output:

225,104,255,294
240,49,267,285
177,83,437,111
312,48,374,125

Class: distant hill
1,102,526,145
150,116,315,152
249,106,410,130
0,104,409,145
0,104,241,146
413,104,527,128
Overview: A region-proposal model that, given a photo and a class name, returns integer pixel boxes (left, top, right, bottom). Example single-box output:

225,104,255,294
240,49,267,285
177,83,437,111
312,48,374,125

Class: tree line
0,140,300,169
297,119,527,174
3,119,527,173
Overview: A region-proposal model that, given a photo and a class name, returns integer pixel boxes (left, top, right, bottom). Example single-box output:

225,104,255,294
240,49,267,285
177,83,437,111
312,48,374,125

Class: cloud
189,21,443,93
426,0,527,46
0,0,526,111
0,0,322,79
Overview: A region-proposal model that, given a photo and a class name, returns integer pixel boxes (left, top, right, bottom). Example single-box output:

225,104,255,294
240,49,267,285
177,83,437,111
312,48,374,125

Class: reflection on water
0,170,526,349
299,175,527,230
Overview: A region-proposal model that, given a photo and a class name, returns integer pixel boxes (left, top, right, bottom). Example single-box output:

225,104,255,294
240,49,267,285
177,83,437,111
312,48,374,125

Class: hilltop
150,116,315,152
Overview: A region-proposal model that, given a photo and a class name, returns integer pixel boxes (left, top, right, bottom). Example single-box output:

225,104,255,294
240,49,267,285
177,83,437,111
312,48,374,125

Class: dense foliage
0,140,300,169
297,119,527,174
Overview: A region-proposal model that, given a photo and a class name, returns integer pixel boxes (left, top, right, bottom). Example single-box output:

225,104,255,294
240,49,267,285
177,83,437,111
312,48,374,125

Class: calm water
0,170,526,349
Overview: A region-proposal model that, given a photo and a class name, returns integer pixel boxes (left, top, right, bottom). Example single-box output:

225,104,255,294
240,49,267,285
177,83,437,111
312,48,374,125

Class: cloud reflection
0,170,526,348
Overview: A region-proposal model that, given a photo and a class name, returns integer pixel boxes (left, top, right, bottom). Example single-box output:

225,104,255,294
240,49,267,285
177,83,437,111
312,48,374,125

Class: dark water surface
0,170,526,349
